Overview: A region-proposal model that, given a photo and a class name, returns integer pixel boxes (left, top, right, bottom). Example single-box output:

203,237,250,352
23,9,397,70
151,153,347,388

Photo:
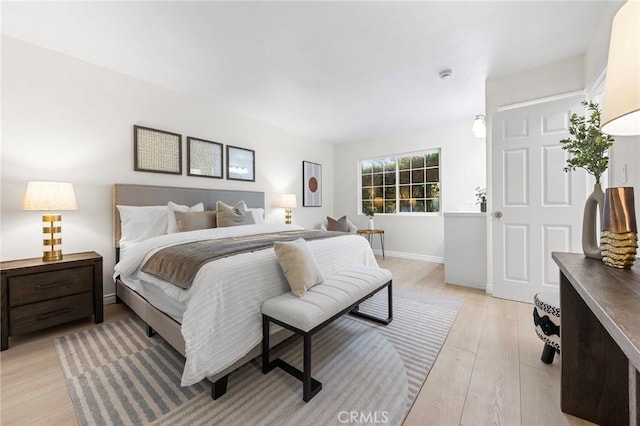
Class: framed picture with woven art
133,125,182,175
303,161,322,207
187,137,223,179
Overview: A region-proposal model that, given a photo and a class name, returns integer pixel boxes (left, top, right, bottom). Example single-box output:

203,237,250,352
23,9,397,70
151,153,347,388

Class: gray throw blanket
141,229,348,289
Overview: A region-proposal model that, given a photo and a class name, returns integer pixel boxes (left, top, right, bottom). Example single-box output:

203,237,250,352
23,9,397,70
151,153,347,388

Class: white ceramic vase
368,217,374,230
582,183,604,259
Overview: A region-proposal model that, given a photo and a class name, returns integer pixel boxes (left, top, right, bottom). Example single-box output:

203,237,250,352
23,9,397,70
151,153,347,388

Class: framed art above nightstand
0,251,103,350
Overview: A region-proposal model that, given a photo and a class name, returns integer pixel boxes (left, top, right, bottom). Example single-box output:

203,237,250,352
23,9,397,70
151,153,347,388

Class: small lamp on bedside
22,181,78,261
280,193,297,225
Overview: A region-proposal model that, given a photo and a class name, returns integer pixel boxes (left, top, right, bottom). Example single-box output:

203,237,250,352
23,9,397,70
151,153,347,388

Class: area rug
55,288,462,426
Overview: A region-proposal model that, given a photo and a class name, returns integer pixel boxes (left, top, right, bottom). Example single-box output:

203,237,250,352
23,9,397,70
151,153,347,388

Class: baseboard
104,293,116,305
373,249,443,264
485,282,493,294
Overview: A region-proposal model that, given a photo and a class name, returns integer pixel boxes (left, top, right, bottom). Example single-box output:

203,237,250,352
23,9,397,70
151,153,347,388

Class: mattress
118,275,186,323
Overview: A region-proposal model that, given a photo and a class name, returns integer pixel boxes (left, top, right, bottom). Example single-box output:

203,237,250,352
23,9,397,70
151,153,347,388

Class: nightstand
0,251,103,350
357,229,385,259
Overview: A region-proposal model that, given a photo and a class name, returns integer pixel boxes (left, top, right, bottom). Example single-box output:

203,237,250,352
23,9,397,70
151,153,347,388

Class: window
360,150,440,214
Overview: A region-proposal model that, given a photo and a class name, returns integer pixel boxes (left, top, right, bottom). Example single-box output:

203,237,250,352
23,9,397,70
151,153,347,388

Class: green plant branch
560,101,614,184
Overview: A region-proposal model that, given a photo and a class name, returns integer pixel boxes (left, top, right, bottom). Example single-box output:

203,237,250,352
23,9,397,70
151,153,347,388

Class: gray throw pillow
216,200,256,227
174,211,217,232
326,216,349,232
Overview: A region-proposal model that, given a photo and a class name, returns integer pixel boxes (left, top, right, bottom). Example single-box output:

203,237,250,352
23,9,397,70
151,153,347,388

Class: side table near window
0,251,103,351
357,229,385,259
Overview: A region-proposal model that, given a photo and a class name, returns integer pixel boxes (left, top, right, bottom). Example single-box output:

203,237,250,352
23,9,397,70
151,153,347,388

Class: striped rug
55,289,462,426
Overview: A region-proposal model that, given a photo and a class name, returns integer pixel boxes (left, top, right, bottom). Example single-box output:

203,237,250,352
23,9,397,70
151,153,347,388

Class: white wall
1,36,335,296
333,117,486,261
583,1,624,91
486,55,585,113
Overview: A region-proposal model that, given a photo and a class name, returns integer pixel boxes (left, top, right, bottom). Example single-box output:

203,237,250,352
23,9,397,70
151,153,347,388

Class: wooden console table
552,252,640,425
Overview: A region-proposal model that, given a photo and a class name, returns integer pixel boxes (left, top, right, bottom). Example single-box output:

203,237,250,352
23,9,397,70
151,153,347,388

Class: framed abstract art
227,145,255,182
187,137,223,179
303,161,322,207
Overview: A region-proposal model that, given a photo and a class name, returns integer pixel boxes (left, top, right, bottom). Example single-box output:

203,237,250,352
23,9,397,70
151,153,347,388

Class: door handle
493,211,503,219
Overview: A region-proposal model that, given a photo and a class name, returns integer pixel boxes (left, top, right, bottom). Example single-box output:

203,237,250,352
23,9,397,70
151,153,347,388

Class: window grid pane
360,150,440,215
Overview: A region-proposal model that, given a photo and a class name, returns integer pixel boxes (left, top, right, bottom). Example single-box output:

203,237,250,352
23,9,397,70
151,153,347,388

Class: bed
112,183,378,398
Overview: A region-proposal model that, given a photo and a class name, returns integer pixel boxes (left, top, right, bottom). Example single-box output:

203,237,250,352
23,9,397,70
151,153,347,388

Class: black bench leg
211,375,229,399
388,282,393,320
262,315,272,374
263,314,322,402
303,334,312,402
541,343,556,364
349,281,393,325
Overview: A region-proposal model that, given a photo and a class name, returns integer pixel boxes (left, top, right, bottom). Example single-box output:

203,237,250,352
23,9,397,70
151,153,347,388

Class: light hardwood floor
0,257,594,426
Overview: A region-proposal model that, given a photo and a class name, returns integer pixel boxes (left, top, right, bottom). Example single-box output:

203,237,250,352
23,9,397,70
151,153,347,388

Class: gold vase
600,187,638,269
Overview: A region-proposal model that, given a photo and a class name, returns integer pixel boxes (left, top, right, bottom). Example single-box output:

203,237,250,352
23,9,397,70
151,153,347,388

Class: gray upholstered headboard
113,183,265,248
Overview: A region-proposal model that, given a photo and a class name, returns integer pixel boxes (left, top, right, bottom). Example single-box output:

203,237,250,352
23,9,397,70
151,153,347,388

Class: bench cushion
262,266,392,332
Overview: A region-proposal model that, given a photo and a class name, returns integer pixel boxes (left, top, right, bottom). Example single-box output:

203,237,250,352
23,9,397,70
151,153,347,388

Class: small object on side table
0,251,103,351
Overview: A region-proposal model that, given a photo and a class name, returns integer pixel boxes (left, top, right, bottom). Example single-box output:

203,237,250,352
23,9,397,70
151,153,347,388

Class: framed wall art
226,145,255,182
134,125,182,175
303,161,322,207
187,137,223,179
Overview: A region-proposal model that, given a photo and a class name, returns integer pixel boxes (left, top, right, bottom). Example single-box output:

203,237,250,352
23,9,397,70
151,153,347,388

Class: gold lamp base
285,209,292,225
42,214,63,262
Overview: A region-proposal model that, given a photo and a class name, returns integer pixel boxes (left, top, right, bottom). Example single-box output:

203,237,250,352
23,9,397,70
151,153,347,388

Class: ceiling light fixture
439,69,453,80
472,115,486,138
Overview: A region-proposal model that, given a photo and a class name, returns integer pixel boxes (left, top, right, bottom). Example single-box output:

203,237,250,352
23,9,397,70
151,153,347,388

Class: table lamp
601,0,640,136
280,194,297,224
22,181,78,261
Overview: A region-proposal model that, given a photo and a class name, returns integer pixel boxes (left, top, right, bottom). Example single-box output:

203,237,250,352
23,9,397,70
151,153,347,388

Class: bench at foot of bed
261,266,393,402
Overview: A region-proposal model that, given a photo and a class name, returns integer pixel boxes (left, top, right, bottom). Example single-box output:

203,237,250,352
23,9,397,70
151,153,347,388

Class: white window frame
358,148,441,216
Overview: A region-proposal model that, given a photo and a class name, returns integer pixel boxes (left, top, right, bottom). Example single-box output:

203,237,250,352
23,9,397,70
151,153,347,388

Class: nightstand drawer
9,292,94,335
8,266,93,306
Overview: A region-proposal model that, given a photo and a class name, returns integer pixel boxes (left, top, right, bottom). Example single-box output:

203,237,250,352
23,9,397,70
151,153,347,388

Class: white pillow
273,238,324,297
117,205,168,245
247,208,265,224
167,201,204,233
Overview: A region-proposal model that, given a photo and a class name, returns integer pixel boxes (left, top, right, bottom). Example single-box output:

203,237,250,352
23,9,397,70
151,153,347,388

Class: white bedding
114,224,378,386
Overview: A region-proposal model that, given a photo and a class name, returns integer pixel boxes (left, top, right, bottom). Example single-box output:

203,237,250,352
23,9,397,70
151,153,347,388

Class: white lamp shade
280,193,298,209
601,0,640,136
472,115,486,138
22,181,78,211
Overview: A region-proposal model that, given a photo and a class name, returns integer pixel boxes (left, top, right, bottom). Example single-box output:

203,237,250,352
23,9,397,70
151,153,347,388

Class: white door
492,94,587,303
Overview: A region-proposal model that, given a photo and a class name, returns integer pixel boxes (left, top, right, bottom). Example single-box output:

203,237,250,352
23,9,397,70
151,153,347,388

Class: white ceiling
1,1,620,144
